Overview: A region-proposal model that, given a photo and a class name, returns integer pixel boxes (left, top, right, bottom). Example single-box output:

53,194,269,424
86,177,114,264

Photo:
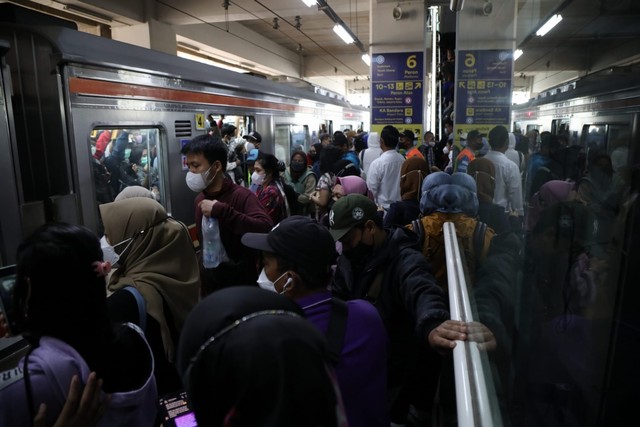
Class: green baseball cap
328,194,378,241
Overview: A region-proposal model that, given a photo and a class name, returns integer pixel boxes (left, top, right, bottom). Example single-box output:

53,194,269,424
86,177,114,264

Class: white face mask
186,165,216,193
443,146,450,155
100,235,134,267
428,140,435,147
256,268,291,294
251,171,265,186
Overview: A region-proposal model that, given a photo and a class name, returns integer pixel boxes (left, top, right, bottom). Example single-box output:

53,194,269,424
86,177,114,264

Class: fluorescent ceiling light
333,24,354,44
361,53,371,66
514,49,523,61
536,14,563,37
301,0,317,6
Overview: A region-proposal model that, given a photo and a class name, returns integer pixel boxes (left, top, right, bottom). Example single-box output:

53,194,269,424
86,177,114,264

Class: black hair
221,124,236,138
319,144,343,175
332,132,348,147
333,160,360,177
381,125,400,149
181,134,228,170
256,153,281,184
14,222,114,372
128,145,145,166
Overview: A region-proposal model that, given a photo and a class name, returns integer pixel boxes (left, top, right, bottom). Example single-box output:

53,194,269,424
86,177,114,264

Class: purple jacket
0,324,157,427
296,291,390,427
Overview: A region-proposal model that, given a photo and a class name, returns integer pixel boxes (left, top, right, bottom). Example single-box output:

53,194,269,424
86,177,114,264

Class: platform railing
443,222,497,427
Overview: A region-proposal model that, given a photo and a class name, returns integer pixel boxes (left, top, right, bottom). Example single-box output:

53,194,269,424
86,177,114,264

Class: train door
275,124,310,166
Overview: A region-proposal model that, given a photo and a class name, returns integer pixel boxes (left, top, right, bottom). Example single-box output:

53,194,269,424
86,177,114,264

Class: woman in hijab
177,286,347,427
525,179,576,233
100,197,200,395
467,158,511,234
384,156,429,227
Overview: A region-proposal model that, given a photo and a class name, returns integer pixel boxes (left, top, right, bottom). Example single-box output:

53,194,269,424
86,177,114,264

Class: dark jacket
384,199,421,228
195,178,273,294
331,226,449,390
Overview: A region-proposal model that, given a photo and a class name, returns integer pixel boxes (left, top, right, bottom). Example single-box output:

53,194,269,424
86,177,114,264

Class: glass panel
290,125,309,161
90,127,162,232
274,124,290,164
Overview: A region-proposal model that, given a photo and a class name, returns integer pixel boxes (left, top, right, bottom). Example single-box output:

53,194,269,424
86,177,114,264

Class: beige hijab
99,197,200,361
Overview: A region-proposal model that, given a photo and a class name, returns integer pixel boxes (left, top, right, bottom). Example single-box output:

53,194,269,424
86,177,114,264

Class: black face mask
309,153,318,162
291,161,306,173
343,240,373,262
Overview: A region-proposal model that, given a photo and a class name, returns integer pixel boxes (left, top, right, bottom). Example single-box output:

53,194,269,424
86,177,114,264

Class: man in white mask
241,215,390,427
181,134,273,297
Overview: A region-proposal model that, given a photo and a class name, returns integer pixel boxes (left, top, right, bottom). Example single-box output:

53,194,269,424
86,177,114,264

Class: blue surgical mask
140,156,148,166
125,148,132,159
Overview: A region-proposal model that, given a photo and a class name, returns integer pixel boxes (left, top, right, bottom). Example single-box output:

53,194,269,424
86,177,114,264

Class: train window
581,124,606,159
90,128,162,205
525,124,540,133
274,124,310,165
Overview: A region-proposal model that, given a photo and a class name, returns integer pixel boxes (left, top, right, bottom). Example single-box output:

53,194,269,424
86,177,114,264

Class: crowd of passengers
0,119,632,427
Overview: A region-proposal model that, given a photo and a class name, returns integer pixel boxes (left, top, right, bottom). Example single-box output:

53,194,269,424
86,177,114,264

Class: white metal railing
443,222,496,427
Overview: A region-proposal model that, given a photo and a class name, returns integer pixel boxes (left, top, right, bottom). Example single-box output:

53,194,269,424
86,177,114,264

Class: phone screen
158,389,197,427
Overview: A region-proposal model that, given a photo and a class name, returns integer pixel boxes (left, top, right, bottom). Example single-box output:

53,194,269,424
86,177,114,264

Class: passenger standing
467,158,511,234
366,125,405,212
454,130,484,174
99,197,200,395
220,124,242,183
181,134,273,296
484,126,525,230
360,131,382,177
384,156,429,227
333,131,360,168
283,151,317,216
399,130,424,159
241,216,390,427
311,144,342,221
176,287,348,427
0,223,157,427
252,153,289,224
328,194,469,426
419,131,439,172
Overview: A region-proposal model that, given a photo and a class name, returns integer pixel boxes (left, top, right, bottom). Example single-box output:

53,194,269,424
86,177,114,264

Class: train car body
512,66,640,164
0,20,368,265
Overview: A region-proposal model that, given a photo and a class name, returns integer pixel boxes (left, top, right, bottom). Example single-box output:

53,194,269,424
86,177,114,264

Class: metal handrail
443,222,496,427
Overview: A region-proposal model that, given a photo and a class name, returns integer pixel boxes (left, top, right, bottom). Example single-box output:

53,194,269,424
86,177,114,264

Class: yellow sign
195,113,205,130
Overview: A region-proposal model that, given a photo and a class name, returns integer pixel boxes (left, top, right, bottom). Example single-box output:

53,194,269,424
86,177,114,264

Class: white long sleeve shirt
483,150,524,216
366,150,405,209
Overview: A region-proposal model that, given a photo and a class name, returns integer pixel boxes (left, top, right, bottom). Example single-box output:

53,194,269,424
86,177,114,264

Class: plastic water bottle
202,216,220,269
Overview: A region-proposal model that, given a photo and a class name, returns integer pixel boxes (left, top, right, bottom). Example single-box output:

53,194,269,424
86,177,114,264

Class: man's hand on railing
466,321,497,352
427,319,468,355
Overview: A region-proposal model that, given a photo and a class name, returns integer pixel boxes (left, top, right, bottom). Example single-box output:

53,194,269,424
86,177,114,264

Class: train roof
515,65,640,109
1,22,367,112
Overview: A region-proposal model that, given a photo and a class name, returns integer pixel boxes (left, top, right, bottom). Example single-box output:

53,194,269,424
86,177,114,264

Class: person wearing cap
366,125,406,212
328,193,469,426
220,124,243,183
242,130,262,151
399,129,424,160
241,216,389,427
454,129,485,174
332,131,360,169
180,134,273,297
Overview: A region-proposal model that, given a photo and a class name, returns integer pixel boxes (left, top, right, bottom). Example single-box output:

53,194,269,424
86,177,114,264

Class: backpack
407,212,495,292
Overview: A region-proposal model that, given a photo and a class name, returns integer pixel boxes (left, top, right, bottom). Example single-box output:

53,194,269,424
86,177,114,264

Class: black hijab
177,286,343,427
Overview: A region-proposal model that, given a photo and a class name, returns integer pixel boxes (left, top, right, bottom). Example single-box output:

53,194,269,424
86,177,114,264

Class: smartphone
158,389,198,427
0,265,18,336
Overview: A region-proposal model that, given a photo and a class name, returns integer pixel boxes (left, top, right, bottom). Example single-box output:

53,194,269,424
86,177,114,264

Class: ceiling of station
6,0,640,100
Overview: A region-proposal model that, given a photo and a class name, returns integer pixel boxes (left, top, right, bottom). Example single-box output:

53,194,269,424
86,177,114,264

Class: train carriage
0,20,368,265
